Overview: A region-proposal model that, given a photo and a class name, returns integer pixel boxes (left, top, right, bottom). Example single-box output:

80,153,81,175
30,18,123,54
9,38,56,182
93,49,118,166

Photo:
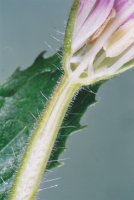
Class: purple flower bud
64,0,134,84
72,0,115,53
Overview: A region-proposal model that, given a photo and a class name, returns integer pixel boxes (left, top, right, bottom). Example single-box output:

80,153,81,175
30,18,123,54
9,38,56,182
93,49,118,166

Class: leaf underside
0,51,101,199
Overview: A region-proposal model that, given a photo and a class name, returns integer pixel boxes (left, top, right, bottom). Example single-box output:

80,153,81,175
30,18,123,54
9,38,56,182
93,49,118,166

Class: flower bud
63,0,134,84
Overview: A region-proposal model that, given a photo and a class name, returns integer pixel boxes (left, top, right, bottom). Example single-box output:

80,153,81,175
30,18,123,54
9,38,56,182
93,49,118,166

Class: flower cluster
64,0,134,84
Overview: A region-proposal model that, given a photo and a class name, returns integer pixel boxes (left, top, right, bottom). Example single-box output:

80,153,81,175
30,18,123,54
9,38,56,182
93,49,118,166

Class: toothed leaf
0,51,100,199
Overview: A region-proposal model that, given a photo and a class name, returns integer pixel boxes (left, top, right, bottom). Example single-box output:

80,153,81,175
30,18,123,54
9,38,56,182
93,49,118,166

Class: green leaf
0,51,100,199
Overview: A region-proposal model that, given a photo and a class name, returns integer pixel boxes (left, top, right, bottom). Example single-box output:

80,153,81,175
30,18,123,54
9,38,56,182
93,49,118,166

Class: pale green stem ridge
9,75,80,200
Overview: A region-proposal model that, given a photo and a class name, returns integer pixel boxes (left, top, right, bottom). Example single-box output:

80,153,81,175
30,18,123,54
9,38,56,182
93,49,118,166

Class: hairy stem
9,75,80,200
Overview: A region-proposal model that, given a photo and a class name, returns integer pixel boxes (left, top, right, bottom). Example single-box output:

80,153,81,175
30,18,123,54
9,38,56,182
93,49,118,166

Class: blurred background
0,1,134,200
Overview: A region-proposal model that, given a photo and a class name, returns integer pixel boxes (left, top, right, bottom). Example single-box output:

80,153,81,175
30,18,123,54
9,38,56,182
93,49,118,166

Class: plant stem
9,75,80,200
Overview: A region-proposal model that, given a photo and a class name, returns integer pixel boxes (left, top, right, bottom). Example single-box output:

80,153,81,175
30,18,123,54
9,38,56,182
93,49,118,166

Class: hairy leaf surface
0,52,100,199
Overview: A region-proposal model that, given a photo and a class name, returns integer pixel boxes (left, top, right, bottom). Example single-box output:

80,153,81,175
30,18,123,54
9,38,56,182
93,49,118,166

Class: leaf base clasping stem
9,0,134,199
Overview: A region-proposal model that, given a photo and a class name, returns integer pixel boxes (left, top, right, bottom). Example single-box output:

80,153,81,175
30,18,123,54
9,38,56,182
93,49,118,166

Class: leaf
0,51,101,199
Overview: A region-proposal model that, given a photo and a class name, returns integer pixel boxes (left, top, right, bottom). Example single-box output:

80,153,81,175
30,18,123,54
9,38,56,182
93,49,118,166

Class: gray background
0,1,134,200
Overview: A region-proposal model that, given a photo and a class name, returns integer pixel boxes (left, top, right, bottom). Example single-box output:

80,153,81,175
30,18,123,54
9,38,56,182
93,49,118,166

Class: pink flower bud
72,0,115,53
64,0,134,84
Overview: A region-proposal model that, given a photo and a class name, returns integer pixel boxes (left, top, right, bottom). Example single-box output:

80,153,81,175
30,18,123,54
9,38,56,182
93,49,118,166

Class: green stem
9,75,80,200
